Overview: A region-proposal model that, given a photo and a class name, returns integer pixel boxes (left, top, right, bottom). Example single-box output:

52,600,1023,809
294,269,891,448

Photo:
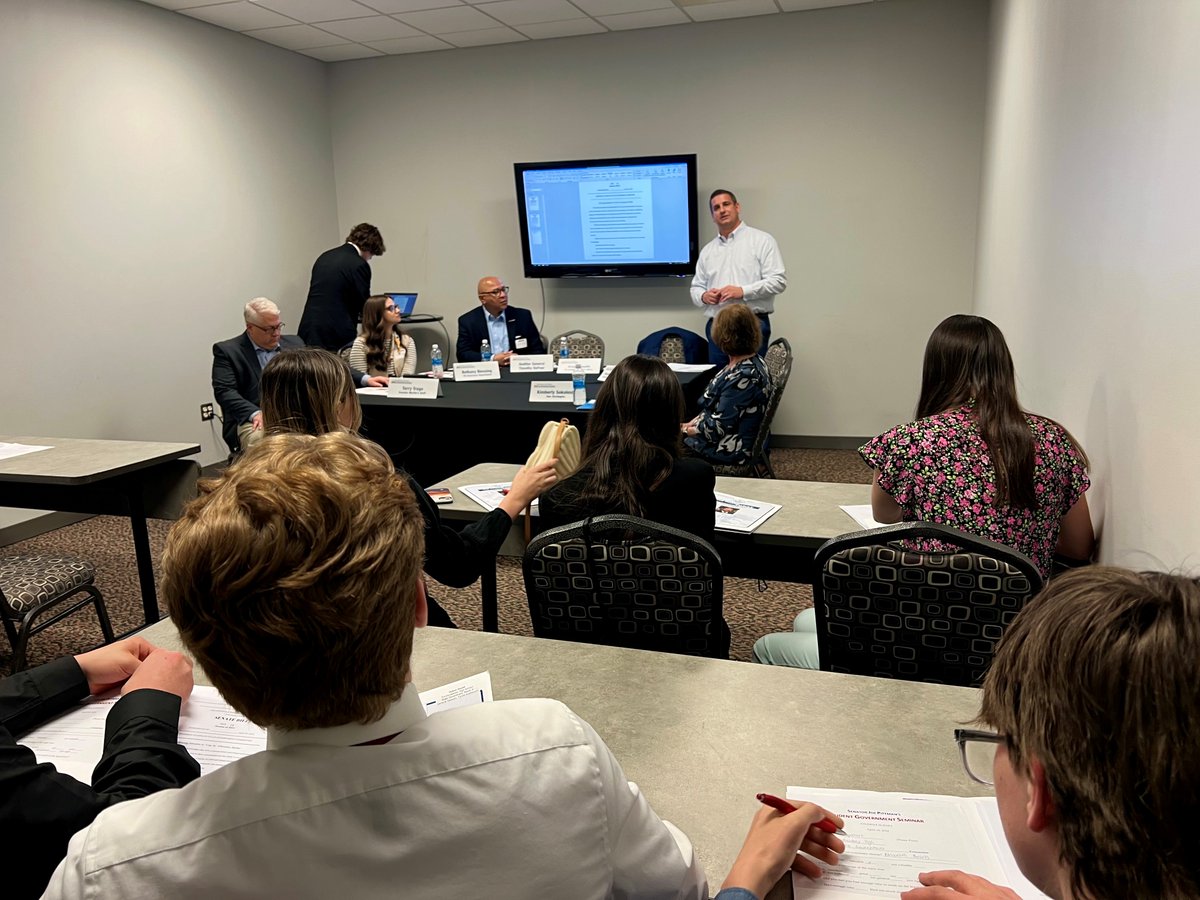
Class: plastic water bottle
559,337,570,360
481,339,492,362
430,343,443,379
573,372,586,406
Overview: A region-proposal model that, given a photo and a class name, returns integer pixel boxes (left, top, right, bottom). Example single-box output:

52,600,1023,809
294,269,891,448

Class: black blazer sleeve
0,660,200,900
211,340,257,427
456,310,483,363
409,477,513,588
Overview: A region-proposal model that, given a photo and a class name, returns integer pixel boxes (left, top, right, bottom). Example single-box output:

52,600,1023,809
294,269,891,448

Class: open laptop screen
385,292,418,316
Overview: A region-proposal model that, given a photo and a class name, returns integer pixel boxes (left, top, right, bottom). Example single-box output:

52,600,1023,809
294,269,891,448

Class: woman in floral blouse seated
683,303,771,466
754,314,1095,668
347,295,417,378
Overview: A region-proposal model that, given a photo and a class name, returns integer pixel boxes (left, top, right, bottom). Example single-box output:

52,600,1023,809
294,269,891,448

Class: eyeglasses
479,286,509,297
249,321,285,334
384,305,398,313
954,728,1005,786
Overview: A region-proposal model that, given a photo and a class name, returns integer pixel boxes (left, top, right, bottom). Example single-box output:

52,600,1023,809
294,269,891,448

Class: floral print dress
685,356,771,465
859,405,1090,578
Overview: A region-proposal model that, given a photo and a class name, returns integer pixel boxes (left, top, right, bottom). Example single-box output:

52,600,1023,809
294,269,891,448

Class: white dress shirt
44,689,708,899
690,223,788,317
485,310,511,353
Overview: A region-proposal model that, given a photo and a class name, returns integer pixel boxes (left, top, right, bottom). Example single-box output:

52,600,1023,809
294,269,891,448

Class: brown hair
346,222,385,256
711,303,762,357
163,432,425,729
573,354,684,517
261,348,362,436
981,567,1200,899
361,295,399,375
709,189,738,208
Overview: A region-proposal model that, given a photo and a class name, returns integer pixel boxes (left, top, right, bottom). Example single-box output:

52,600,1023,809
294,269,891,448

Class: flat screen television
514,153,698,278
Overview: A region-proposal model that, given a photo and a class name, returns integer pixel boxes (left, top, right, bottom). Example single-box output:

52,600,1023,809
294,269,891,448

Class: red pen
756,793,846,835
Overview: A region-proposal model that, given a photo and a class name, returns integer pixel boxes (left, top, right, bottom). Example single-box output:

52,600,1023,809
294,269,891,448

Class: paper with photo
713,491,781,533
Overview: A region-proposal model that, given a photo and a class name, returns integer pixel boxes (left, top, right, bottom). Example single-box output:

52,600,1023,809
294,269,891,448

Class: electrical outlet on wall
200,403,215,421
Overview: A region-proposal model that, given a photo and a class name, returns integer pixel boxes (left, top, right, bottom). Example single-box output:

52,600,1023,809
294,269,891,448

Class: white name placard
556,358,602,375
510,354,555,373
387,378,441,399
455,361,502,381
529,381,575,403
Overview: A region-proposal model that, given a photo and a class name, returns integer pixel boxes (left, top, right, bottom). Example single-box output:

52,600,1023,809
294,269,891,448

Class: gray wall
327,0,992,438
0,0,337,528
975,0,1200,568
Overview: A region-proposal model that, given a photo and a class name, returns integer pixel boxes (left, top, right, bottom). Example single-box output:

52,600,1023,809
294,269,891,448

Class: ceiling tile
442,25,529,45
516,17,606,37
396,5,501,32
316,15,423,39
179,2,295,30
138,0,236,10
299,42,387,59
358,0,463,12
366,34,457,52
244,23,348,48
474,0,585,26
571,0,671,16
252,0,379,22
685,0,777,22
777,0,869,10
596,6,687,29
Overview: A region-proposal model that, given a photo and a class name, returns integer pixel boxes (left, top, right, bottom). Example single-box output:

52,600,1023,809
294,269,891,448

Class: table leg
128,501,161,625
481,560,499,633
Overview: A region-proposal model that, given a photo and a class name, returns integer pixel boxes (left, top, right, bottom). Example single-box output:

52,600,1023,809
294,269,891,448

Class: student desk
357,367,714,485
138,619,991,897
434,462,871,632
0,436,200,625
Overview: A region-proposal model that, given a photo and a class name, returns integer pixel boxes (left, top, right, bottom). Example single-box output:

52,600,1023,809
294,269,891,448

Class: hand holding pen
719,794,846,899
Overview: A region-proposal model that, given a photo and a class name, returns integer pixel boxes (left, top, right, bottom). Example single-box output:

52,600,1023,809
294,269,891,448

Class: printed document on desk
714,491,781,533
459,482,540,513
786,786,1050,899
0,442,52,461
839,504,886,531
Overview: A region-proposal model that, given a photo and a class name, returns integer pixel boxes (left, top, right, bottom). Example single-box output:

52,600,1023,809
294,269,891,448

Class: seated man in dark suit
456,276,546,365
298,223,385,351
211,298,304,455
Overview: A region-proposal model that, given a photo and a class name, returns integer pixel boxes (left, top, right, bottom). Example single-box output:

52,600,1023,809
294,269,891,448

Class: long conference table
435,462,872,632
138,619,991,898
358,367,714,485
0,436,200,625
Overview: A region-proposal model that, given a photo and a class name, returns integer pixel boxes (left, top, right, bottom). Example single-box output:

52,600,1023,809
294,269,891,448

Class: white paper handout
786,786,1051,899
458,482,539,515
839,504,886,531
666,363,715,373
0,442,52,461
713,491,781,533
597,365,616,382
418,671,493,714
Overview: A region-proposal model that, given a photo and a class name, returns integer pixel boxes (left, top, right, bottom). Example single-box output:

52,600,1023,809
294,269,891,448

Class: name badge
455,362,502,381
511,354,555,373
557,358,602,375
529,381,575,403
387,378,441,399
514,336,529,350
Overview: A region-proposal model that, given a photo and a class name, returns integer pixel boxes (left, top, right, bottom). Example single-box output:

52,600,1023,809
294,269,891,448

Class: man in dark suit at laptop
298,223,385,351
456,276,546,365
212,298,304,455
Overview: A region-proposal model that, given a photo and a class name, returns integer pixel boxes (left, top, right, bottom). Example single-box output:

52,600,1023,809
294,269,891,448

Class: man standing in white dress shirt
45,432,708,900
690,190,787,367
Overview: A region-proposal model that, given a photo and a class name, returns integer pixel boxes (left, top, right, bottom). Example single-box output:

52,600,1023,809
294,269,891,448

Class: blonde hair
261,348,362,436
164,432,425,729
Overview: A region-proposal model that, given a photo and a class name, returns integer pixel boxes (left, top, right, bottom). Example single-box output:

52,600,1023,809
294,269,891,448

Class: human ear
414,578,429,628
1026,757,1056,832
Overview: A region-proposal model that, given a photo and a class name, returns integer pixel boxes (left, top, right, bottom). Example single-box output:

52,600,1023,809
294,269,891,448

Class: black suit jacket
0,657,200,900
212,332,305,453
297,243,371,351
455,306,545,362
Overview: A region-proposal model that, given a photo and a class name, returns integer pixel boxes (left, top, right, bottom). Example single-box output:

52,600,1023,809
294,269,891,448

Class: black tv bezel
513,153,699,279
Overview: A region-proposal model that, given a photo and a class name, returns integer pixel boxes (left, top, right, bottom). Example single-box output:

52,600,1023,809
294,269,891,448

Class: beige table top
0,435,199,485
140,620,990,889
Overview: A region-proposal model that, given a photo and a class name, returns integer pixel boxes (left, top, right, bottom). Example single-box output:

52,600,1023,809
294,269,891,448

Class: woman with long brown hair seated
347,295,417,378
259,348,556,627
539,354,716,545
754,314,1094,668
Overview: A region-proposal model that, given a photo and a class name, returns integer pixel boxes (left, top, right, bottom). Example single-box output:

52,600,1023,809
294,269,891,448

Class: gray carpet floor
1,447,871,674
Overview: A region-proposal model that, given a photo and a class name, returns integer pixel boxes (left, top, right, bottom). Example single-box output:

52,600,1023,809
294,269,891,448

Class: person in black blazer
455,276,546,364
297,223,385,351
212,298,305,455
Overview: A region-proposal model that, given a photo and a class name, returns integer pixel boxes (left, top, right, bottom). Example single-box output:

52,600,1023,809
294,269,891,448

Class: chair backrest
659,335,686,364
523,514,729,658
747,337,793,461
550,330,605,364
813,523,1043,687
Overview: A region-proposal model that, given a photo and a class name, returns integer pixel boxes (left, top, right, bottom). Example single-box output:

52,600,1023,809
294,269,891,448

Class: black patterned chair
812,523,1043,687
713,337,793,479
1,554,115,673
523,514,729,658
550,330,605,364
